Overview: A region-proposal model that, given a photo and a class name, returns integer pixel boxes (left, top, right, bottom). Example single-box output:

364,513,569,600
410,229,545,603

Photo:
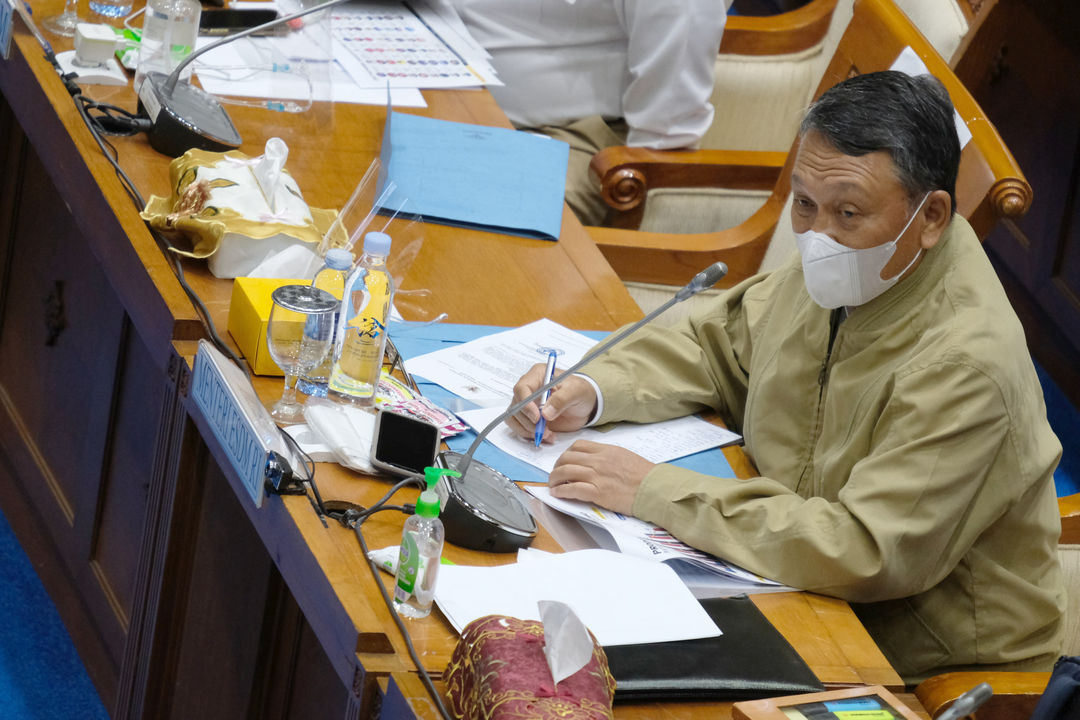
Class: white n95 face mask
794,193,930,309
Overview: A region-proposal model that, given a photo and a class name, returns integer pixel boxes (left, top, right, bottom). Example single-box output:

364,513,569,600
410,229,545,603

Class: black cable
76,95,151,136
357,476,424,522
355,505,411,520
350,519,454,720
277,426,328,528
69,85,250,375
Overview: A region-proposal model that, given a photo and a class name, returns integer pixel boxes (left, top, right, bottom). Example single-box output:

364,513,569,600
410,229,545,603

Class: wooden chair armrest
915,671,1050,720
956,119,1032,240
589,146,787,213
720,0,839,56
1060,493,1080,544
586,193,785,287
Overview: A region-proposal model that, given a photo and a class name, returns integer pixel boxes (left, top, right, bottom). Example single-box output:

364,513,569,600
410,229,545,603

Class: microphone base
139,72,243,157
437,451,537,553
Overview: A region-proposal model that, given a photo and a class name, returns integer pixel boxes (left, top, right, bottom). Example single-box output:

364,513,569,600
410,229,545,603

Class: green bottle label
394,533,419,601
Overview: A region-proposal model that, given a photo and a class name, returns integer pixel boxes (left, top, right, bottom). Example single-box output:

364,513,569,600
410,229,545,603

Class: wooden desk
0,5,909,718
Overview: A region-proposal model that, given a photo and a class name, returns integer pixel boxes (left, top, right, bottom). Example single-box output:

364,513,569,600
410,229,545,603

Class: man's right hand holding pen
506,363,655,517
506,363,597,444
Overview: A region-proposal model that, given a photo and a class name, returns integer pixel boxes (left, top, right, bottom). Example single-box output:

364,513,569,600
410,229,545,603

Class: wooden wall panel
85,320,167,660
162,449,277,720
956,0,1080,404
0,141,125,541
0,92,184,716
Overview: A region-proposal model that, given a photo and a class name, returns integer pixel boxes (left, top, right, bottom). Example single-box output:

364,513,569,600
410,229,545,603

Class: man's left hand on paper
547,440,654,516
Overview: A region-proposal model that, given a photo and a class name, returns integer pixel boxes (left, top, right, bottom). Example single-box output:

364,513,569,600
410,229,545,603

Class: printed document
404,318,597,407
457,406,739,474
193,0,500,106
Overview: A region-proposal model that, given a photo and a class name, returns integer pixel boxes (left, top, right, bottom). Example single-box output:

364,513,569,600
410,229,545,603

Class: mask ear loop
883,191,931,280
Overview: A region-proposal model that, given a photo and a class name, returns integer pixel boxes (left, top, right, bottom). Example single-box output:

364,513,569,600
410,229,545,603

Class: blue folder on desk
375,111,569,241
388,320,736,483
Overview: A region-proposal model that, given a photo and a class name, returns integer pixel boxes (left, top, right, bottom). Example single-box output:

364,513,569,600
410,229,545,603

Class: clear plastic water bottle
393,468,454,619
296,248,353,397
328,232,394,406
134,0,201,92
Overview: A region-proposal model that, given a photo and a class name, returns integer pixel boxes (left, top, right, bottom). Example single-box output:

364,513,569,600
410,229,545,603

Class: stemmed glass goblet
43,0,81,37
266,285,339,425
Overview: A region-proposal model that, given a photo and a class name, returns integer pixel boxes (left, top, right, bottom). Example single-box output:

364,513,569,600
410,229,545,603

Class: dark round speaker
436,451,538,553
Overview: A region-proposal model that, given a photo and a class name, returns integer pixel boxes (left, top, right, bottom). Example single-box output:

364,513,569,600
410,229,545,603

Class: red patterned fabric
444,615,616,720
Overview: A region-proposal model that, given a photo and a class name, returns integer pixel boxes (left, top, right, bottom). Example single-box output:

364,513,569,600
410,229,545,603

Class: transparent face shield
319,159,444,326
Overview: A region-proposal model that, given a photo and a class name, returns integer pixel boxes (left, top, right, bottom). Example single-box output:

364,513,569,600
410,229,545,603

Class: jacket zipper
818,308,844,396
797,308,844,496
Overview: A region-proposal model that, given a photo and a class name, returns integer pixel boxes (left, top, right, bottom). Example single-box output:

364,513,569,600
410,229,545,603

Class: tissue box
444,615,615,720
139,146,340,279
228,277,311,376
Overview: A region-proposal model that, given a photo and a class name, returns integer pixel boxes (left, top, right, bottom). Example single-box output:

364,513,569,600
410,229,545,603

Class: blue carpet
0,509,109,720
1036,363,1080,497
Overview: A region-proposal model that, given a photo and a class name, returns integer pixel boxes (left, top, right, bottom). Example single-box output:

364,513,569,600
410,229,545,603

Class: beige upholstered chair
914,493,1080,720
585,0,1028,321
707,0,983,156
591,0,998,286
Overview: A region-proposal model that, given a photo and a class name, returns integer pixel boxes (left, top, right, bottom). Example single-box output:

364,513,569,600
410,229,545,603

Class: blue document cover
375,111,569,241
388,320,737,484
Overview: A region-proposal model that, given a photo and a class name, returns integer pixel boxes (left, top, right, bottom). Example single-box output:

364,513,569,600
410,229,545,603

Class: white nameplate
191,340,278,508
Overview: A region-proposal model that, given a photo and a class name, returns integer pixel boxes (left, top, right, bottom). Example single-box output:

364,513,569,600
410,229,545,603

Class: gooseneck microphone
139,0,352,156
433,262,728,553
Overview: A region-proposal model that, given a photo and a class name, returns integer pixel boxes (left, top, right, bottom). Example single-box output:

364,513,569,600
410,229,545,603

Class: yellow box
228,277,311,376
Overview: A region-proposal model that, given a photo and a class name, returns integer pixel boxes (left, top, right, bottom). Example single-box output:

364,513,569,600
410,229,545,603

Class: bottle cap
416,489,440,519
323,247,353,270
417,467,460,519
363,231,392,257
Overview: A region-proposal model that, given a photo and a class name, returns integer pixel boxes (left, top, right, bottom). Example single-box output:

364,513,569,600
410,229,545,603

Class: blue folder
375,111,569,241
387,320,736,484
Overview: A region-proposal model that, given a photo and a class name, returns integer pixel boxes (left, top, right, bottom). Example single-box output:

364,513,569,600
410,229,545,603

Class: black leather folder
603,594,824,702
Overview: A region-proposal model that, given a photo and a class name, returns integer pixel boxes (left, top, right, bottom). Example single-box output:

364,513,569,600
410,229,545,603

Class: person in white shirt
446,0,727,225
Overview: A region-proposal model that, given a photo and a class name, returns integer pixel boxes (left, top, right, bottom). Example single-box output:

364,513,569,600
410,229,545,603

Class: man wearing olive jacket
507,71,1065,682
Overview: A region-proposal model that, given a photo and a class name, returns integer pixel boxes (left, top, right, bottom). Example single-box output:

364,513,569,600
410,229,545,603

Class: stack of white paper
434,548,722,646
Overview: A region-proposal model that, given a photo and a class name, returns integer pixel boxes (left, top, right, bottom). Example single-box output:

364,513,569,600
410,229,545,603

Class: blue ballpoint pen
534,350,558,447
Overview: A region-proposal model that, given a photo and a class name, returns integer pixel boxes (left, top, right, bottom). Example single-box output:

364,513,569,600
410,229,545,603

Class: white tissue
538,600,594,686
302,398,377,473
245,242,323,280
253,137,289,214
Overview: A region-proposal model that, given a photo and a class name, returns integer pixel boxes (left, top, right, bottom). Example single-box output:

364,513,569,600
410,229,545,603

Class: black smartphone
198,9,281,35
370,410,441,478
